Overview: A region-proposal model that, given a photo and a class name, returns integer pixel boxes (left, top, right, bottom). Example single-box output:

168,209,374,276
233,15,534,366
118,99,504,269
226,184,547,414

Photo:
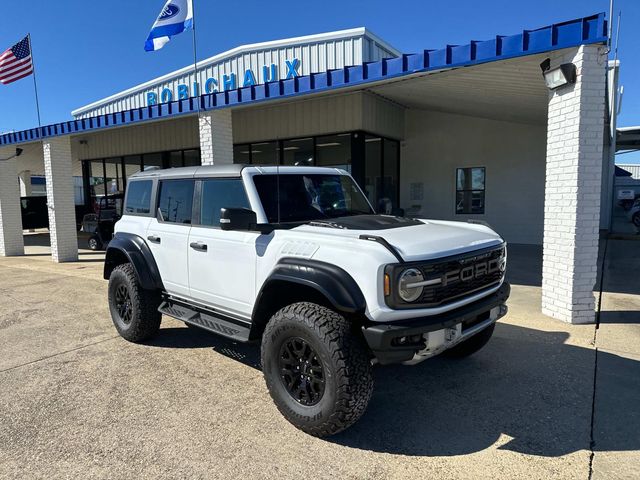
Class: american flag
0,36,34,85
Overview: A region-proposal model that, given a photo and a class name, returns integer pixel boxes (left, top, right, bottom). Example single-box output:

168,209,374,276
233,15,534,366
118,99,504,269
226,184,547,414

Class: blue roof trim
0,13,607,147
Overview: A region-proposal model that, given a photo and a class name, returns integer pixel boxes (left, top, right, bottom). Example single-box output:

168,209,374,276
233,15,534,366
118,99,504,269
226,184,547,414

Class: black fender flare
103,232,164,291
254,258,366,316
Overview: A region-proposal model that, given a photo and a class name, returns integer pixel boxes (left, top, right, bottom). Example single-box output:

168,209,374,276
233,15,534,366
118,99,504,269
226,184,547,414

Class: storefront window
168,150,183,168
364,136,382,210
184,149,200,166
142,152,162,170
456,167,485,214
89,160,106,199
382,138,399,214
124,155,142,181
283,138,314,166
251,141,279,165
316,134,351,172
104,158,123,195
234,145,251,164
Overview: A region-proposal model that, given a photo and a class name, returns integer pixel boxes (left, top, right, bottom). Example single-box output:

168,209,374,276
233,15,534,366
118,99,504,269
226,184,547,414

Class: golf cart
82,194,123,250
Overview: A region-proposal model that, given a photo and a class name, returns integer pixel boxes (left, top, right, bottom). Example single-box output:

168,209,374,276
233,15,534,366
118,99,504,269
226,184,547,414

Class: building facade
0,13,616,324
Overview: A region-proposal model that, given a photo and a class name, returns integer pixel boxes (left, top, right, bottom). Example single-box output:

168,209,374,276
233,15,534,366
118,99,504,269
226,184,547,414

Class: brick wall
0,157,25,256
542,44,607,324
43,137,78,262
199,110,233,165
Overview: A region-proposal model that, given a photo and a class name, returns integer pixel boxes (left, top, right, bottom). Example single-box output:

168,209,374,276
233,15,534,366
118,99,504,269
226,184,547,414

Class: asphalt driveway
0,242,638,479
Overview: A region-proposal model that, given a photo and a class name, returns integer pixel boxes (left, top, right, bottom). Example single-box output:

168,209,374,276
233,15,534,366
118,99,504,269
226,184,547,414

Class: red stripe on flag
0,68,33,85
0,56,31,75
0,54,18,68
0,63,33,84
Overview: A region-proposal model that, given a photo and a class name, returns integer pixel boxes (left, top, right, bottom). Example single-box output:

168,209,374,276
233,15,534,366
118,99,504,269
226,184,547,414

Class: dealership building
0,13,619,324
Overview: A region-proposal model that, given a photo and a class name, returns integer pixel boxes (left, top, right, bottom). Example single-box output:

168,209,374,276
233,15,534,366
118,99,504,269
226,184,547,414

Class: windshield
253,174,374,223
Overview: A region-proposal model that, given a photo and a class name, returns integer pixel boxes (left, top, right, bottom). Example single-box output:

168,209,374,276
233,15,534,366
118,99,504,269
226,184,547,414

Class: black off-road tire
633,213,640,228
108,263,161,342
261,302,373,437
443,323,496,358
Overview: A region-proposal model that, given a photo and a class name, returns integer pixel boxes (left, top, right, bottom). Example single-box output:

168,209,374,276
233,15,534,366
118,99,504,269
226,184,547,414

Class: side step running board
158,298,251,342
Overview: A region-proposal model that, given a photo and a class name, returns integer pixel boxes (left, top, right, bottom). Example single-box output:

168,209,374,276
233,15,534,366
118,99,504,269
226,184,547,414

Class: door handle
147,235,161,244
190,242,208,252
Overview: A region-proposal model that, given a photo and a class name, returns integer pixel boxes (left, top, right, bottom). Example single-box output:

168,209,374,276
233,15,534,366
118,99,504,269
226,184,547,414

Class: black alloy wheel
114,284,133,324
279,337,325,406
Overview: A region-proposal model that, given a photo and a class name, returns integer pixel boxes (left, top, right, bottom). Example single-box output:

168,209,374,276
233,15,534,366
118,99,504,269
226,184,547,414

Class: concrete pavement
591,239,640,479
0,243,637,479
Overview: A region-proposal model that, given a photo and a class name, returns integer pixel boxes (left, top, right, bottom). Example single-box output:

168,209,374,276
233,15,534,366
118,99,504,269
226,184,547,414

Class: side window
200,178,250,226
124,180,153,215
456,167,485,214
157,179,194,224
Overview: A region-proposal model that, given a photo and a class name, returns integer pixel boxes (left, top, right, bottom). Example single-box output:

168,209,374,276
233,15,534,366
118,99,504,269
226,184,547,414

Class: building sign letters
146,58,300,106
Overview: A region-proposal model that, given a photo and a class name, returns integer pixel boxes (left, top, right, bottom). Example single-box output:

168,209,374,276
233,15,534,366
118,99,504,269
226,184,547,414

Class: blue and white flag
145,0,193,52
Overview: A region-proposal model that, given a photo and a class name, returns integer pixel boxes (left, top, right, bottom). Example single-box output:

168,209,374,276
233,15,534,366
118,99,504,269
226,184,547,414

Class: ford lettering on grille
416,247,505,306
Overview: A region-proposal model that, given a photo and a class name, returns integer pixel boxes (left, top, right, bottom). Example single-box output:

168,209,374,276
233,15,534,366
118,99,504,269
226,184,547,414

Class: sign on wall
146,58,301,106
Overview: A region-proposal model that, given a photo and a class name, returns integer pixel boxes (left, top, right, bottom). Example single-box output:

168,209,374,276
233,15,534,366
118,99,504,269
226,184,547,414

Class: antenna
613,10,621,64
608,0,614,50
618,85,624,115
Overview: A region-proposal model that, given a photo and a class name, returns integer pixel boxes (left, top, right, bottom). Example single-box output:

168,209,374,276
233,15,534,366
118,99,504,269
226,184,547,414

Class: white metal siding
73,30,400,119
616,164,640,180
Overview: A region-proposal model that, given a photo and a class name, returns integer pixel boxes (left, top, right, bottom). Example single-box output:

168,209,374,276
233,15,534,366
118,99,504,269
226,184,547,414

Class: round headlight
398,268,424,302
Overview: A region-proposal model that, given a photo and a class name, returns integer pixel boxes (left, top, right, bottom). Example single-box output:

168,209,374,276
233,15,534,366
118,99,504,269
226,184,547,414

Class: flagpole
190,0,200,114
27,33,43,136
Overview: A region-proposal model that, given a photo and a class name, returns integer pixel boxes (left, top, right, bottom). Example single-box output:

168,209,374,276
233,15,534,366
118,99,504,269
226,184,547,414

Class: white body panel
115,166,506,326
145,219,191,298
188,226,258,317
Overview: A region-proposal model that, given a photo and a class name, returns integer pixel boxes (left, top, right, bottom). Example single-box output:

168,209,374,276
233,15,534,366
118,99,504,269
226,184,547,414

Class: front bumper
362,282,511,365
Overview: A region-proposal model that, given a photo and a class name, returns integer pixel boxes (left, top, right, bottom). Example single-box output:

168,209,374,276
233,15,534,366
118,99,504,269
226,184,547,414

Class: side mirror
220,207,257,231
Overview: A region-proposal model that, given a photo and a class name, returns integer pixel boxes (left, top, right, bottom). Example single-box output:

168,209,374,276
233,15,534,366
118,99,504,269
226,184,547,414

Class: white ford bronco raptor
105,165,509,437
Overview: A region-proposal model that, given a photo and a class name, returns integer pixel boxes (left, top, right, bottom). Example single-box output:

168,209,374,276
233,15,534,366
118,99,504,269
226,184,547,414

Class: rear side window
124,180,152,215
200,178,250,227
157,179,194,224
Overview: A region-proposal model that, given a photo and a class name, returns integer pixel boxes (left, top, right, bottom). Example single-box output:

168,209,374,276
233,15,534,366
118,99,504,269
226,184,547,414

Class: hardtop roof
129,164,349,180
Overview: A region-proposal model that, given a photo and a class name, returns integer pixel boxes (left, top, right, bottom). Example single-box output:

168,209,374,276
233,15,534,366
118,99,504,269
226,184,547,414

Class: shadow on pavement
598,310,640,325
147,321,640,458
330,323,639,457
147,326,262,369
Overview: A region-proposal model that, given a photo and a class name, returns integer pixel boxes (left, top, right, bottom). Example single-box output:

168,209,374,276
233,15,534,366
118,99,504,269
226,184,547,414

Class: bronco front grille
385,245,506,309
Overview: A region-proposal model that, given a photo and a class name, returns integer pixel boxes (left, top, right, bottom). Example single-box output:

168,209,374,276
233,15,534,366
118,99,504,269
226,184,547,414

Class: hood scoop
308,215,423,231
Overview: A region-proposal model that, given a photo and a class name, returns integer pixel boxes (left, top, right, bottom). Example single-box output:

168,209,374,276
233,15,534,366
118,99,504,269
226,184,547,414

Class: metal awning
617,126,640,152
0,13,607,147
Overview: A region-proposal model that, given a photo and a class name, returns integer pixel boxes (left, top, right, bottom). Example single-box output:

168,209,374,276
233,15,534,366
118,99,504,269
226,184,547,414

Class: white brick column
0,157,25,256
199,110,233,165
18,170,32,197
542,45,607,324
43,137,78,262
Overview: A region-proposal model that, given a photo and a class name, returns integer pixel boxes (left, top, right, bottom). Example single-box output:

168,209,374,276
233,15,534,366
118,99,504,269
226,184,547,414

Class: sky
0,0,638,162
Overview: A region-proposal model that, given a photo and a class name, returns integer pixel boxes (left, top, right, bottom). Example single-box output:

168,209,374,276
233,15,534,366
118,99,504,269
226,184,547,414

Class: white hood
294,217,504,262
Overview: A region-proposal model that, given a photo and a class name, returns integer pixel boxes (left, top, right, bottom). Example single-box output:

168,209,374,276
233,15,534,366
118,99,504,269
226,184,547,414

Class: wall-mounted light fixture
0,147,23,161
540,58,577,90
